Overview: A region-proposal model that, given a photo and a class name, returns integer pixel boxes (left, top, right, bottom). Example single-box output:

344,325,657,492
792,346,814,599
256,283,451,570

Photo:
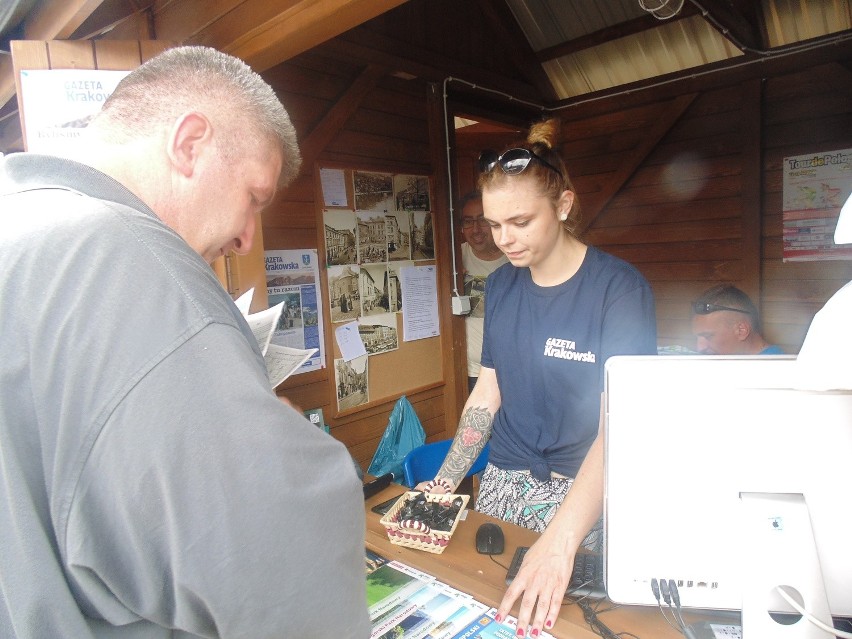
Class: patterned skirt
475,463,602,552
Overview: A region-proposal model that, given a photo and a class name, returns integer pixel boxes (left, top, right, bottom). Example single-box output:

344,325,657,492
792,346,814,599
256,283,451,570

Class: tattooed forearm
436,405,493,486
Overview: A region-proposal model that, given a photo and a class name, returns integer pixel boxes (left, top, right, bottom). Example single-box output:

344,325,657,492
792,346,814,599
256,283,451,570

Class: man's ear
734,319,752,342
167,112,213,178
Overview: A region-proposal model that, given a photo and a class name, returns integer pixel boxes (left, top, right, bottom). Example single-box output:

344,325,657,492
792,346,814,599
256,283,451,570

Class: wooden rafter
327,25,544,104
537,6,698,63
298,63,387,169
177,0,408,73
575,93,697,236
694,0,764,52
476,0,557,102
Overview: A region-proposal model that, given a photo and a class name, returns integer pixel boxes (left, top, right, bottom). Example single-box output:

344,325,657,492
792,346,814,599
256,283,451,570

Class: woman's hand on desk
496,534,574,637
413,478,454,494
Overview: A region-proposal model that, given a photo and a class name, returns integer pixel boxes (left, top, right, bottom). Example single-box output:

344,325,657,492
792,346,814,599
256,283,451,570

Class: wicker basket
379,491,470,554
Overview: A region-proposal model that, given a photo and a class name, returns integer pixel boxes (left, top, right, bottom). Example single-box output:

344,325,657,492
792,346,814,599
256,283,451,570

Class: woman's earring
559,212,568,221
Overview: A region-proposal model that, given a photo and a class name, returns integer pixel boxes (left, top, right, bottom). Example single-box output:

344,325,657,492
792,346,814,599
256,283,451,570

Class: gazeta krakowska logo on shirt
543,337,596,363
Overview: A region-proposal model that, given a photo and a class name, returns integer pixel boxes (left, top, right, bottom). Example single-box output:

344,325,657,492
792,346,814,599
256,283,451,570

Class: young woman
421,118,657,636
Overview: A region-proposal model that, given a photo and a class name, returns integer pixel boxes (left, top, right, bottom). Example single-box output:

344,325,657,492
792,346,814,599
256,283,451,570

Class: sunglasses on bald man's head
478,148,562,178
692,301,751,315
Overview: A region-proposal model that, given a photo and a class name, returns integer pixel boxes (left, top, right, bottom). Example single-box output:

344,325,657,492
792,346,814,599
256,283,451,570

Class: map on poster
782,148,852,262
265,249,325,374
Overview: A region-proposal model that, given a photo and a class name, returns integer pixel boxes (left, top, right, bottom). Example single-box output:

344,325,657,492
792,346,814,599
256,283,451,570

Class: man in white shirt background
459,190,509,393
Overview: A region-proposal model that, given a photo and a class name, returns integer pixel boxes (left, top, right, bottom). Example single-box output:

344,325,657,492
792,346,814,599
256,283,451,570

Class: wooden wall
258,38,851,469
574,59,852,354
761,62,852,352
455,55,852,356
258,48,458,471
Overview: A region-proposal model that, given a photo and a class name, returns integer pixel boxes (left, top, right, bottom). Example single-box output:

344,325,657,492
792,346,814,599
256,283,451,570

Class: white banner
19,68,129,154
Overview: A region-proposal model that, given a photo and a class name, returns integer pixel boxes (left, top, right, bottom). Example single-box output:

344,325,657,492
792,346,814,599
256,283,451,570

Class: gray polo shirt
0,153,369,638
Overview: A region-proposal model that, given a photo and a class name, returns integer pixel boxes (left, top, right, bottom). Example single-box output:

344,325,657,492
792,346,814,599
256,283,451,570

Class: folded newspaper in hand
235,288,317,389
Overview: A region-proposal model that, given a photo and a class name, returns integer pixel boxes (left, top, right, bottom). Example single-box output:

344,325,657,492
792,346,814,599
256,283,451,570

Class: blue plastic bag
367,395,425,480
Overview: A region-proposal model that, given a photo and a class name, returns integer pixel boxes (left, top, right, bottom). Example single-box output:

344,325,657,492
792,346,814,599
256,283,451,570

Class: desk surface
365,486,729,639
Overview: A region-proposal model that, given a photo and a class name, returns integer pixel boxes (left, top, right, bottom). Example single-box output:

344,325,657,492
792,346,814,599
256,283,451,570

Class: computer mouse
475,522,504,555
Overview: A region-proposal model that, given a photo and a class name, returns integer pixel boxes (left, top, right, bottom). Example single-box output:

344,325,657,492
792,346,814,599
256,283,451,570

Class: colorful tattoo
437,405,492,486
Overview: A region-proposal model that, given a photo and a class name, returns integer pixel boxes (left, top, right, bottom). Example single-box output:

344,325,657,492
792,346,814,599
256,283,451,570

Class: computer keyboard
505,547,607,600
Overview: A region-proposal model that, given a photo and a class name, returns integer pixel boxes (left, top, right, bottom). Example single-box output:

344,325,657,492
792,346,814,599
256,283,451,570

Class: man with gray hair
0,46,369,638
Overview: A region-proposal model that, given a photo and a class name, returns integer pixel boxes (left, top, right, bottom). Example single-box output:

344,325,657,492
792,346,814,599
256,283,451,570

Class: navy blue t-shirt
481,246,657,480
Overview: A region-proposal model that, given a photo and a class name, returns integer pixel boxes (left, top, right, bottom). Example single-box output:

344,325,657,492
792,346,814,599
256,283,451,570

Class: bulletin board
316,165,444,416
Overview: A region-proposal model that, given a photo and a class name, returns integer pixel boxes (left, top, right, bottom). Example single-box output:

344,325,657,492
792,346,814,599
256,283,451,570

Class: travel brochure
366,552,555,639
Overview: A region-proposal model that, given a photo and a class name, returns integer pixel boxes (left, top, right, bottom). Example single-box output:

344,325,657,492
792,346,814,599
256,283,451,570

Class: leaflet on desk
366,558,555,639
449,611,557,639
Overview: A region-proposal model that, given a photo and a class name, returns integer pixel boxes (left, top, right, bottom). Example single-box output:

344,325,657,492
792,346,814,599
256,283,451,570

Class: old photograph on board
336,354,369,411
359,313,399,356
328,264,360,324
323,209,357,266
409,211,434,260
385,211,411,261
393,174,430,211
359,263,390,317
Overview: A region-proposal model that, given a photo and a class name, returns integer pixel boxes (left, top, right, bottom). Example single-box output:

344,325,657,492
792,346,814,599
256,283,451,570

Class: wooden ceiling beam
22,0,107,40
152,0,250,45
327,26,544,104
476,0,557,102
554,36,852,116
171,0,409,73
537,6,698,62
693,0,764,52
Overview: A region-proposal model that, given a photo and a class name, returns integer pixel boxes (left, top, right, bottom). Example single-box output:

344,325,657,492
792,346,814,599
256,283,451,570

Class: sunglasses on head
478,148,562,178
692,301,750,315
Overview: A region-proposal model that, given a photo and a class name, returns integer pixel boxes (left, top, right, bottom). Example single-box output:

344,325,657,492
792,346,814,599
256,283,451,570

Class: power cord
653,580,850,638
669,580,699,639
774,585,852,639
650,578,698,639
651,578,683,633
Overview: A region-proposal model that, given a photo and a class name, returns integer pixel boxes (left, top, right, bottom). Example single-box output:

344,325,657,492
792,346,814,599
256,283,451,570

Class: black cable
487,553,509,571
578,599,621,639
563,596,640,639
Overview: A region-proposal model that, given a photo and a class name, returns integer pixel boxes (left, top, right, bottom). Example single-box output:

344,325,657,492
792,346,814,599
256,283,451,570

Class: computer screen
603,355,852,633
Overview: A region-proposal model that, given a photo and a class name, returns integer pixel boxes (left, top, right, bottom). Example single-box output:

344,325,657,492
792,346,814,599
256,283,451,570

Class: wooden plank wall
258,48,451,471
263,45,851,468
761,62,852,352
569,63,852,354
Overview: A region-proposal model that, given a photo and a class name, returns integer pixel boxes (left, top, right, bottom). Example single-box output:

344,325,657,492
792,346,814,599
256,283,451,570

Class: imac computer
603,355,852,638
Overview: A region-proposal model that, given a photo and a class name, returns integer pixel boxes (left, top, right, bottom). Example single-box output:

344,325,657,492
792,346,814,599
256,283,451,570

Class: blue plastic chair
402,439,490,491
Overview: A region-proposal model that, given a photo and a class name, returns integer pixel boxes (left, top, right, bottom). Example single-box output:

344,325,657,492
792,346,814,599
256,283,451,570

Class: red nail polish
545,620,553,628
516,630,524,638
531,630,539,637
495,614,502,623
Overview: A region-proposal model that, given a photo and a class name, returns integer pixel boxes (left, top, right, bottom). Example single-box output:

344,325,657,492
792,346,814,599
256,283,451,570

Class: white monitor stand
741,492,833,639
